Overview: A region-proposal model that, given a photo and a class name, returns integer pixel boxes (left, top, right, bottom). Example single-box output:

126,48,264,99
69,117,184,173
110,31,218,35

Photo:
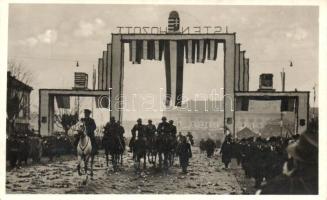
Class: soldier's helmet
162,116,167,121
148,119,152,123
137,118,142,123
169,120,174,124
110,116,115,122
84,109,91,114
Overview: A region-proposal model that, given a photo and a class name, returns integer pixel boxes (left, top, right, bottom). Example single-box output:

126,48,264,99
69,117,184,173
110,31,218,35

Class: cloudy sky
8,4,318,122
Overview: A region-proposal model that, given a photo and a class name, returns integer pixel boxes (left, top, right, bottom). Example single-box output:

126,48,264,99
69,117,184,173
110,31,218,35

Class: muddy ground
6,147,256,194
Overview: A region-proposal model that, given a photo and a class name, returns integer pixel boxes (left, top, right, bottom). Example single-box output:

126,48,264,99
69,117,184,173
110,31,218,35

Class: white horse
73,121,94,182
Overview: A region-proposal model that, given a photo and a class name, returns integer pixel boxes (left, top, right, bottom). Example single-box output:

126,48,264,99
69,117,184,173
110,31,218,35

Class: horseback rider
116,120,125,139
157,116,170,136
177,132,183,143
104,117,119,137
81,109,97,155
129,118,146,152
168,120,177,138
186,132,194,146
145,119,156,142
117,120,125,148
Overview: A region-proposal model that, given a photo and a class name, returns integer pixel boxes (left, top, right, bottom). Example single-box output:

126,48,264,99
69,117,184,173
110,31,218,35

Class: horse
156,133,173,171
73,121,95,182
102,131,125,172
132,136,147,172
146,135,158,167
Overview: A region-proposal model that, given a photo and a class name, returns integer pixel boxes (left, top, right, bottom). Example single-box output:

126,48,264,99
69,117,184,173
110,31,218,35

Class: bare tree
7,60,34,134
8,59,34,85
54,109,79,135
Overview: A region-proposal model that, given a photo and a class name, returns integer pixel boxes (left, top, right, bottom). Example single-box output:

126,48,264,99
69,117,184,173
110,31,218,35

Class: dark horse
102,133,124,172
132,136,147,171
156,133,173,171
146,136,158,167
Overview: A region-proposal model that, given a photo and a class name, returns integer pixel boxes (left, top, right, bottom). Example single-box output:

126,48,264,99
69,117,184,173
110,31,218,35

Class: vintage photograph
5,4,319,195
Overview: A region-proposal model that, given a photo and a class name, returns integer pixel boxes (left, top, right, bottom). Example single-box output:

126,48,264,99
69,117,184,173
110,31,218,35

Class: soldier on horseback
145,119,156,141
81,109,97,155
103,117,124,170
157,116,173,170
117,120,125,149
145,119,157,166
129,118,146,152
157,116,170,136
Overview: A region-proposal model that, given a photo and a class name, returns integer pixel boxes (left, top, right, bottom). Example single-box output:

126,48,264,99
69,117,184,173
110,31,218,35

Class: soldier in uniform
177,132,183,143
168,120,177,138
145,119,156,141
186,132,194,146
205,138,216,158
220,134,232,168
129,118,146,152
176,136,192,173
81,109,97,154
157,116,170,136
117,120,125,149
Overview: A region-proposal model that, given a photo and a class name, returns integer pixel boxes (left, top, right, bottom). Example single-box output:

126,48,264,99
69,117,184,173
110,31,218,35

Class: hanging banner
197,40,206,63
154,40,160,60
130,40,137,63
143,40,148,59
55,96,70,109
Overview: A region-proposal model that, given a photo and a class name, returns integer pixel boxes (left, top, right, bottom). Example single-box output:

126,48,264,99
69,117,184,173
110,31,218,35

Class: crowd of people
7,107,319,194
216,118,318,194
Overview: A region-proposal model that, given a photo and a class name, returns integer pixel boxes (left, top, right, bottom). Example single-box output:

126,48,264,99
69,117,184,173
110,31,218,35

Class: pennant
135,40,143,64
143,40,148,59
186,40,193,63
159,40,165,60
154,40,160,60
214,40,218,60
208,40,216,60
147,40,155,60
130,40,137,63
197,40,206,63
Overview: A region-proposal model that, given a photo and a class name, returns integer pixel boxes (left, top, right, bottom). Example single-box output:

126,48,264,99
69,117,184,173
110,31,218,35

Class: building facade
7,71,33,133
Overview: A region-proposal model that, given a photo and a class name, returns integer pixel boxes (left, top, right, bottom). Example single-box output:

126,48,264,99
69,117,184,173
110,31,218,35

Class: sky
8,4,319,123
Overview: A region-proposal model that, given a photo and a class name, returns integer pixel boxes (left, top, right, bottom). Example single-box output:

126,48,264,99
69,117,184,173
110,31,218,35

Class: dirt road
6,147,244,194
